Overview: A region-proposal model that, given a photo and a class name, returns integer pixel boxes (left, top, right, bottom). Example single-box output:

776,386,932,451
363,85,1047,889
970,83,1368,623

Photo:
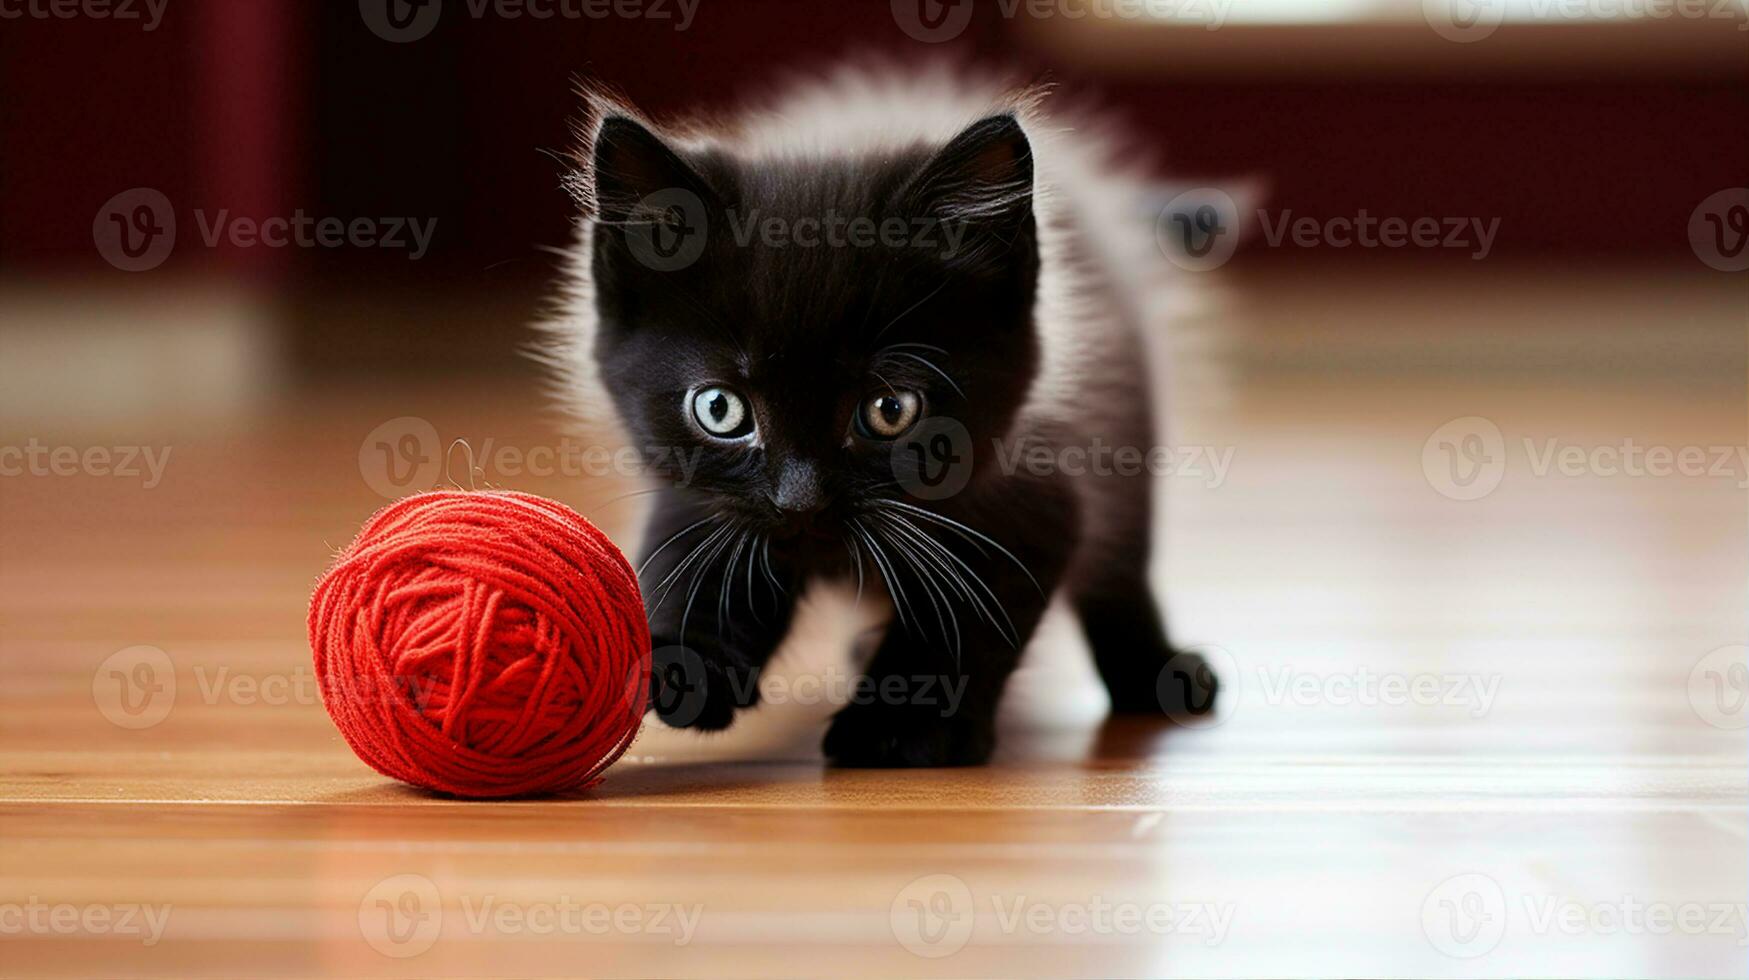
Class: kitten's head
581,106,1040,542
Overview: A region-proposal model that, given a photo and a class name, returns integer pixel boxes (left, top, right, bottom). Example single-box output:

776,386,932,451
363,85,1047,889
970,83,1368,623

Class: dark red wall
4,0,1745,282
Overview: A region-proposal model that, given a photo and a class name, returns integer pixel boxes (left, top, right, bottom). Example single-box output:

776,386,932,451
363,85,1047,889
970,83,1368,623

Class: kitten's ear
903,113,1034,232
589,115,717,224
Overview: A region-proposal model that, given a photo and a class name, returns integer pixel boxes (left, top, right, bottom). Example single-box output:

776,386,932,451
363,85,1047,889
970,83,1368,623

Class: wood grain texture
1,270,1744,977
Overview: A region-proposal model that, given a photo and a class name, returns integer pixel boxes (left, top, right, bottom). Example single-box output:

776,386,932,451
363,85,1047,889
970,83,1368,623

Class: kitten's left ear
589,115,719,225
903,113,1035,232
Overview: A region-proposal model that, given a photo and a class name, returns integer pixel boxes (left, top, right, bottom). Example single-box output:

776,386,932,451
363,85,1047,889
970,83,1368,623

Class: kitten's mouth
755,502,850,545
766,519,838,543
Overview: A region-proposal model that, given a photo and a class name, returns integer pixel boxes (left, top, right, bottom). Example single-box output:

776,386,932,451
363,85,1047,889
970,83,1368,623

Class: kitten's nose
768,459,824,516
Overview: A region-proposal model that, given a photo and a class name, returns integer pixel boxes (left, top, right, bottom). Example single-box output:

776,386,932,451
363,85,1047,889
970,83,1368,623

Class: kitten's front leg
639,497,797,731
824,479,1078,767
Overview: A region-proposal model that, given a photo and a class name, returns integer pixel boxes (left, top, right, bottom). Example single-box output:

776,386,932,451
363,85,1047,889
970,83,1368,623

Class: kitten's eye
857,389,923,440
689,386,754,439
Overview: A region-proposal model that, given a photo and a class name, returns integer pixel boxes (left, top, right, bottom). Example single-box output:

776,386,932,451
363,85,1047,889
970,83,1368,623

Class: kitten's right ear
589,116,716,224
903,113,1034,232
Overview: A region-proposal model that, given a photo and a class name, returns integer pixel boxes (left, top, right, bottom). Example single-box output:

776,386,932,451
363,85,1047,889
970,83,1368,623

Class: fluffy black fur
577,104,1214,767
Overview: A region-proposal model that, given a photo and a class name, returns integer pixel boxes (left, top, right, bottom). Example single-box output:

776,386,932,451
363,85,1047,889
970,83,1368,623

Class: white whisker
718,528,754,637
843,528,867,607
885,350,965,399
638,513,723,579
873,510,1017,649
649,520,733,613
854,522,914,634
875,499,1043,598
680,523,741,640
874,515,961,659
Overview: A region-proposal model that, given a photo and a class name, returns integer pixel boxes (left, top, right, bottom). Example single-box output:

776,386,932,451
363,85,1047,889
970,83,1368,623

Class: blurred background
2,0,1744,394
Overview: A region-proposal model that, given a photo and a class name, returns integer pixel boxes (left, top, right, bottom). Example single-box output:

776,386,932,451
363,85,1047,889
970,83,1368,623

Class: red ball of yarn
309,490,649,798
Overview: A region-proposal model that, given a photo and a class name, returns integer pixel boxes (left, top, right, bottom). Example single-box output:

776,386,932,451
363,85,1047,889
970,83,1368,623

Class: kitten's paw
648,645,759,732
822,703,993,768
1112,650,1221,720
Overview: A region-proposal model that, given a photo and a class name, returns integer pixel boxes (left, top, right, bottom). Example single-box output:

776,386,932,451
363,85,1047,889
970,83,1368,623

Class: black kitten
549,69,1216,766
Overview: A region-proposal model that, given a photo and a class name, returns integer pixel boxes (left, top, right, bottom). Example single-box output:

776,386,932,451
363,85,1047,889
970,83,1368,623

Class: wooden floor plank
2,270,1744,976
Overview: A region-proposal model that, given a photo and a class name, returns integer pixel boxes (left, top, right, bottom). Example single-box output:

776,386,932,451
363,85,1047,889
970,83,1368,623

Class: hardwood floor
2,268,1744,977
